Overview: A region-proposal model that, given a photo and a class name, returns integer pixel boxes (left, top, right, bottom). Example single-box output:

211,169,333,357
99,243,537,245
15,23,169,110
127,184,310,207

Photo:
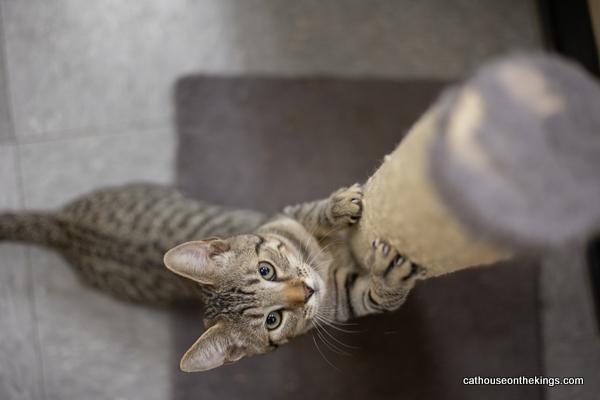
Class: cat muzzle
281,280,314,308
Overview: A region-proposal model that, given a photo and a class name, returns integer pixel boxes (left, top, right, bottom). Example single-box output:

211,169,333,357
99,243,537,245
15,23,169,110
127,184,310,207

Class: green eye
265,310,282,330
258,262,276,281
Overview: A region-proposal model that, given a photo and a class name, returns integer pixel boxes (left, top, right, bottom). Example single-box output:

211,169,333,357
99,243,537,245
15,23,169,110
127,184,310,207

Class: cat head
163,225,333,372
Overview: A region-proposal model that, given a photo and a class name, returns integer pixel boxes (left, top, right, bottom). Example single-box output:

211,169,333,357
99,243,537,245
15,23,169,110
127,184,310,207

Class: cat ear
163,239,230,285
180,323,247,372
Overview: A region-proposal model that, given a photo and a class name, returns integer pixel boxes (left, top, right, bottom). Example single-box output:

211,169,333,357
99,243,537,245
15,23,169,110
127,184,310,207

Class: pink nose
281,280,315,308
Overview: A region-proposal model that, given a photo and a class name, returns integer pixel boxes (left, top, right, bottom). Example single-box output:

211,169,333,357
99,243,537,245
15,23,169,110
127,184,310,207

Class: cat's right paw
328,184,363,227
367,238,426,288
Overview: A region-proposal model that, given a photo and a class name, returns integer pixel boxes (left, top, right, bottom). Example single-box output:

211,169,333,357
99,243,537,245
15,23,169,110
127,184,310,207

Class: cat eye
258,262,276,281
265,310,282,330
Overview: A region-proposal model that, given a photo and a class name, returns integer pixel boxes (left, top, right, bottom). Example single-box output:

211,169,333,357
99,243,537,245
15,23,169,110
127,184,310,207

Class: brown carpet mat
172,76,543,400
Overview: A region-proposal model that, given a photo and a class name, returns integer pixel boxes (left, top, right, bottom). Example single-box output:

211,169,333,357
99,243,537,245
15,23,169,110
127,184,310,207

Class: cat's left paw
328,184,363,227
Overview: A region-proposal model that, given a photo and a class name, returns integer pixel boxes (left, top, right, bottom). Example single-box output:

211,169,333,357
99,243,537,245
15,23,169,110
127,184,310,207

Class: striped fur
0,183,425,371
0,184,267,304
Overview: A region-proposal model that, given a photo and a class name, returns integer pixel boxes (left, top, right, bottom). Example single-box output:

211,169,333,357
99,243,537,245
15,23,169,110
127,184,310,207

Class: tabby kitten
0,183,425,371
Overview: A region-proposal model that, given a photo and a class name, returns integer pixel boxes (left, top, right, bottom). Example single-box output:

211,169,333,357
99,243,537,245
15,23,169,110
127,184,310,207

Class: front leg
333,239,427,321
283,184,363,238
337,239,427,320
367,239,427,312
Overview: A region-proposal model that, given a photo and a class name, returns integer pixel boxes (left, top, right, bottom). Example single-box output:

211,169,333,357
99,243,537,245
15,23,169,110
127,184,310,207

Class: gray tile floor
2,0,541,142
1,1,594,399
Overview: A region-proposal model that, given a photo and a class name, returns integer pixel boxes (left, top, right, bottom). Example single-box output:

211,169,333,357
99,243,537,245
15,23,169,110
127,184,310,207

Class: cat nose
281,280,314,308
303,283,314,301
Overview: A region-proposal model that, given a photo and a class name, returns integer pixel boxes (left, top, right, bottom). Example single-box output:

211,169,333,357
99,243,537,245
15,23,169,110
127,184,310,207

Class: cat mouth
306,273,325,312
306,273,323,297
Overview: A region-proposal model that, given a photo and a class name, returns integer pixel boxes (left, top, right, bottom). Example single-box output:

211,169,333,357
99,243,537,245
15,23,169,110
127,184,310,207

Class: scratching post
350,102,509,277
351,54,600,277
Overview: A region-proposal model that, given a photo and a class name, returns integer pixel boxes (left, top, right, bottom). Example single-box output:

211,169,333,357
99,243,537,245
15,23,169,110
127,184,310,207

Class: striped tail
0,212,64,247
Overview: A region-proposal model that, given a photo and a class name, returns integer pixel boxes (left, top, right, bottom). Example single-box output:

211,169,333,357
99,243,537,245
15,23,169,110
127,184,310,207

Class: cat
0,183,425,371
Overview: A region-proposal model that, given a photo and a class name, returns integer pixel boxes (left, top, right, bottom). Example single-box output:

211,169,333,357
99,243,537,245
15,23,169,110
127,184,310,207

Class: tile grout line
22,247,48,400
0,1,47,399
14,143,49,400
16,117,172,146
0,0,15,144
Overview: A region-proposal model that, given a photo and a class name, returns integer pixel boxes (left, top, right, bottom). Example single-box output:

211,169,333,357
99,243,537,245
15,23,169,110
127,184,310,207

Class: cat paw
328,184,363,227
368,239,427,288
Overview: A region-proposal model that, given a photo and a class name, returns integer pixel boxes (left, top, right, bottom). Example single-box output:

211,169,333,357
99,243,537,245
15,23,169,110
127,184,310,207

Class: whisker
316,321,359,350
312,332,340,371
315,307,359,325
315,307,359,326
316,314,362,334
304,239,336,269
313,323,351,356
300,226,345,271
